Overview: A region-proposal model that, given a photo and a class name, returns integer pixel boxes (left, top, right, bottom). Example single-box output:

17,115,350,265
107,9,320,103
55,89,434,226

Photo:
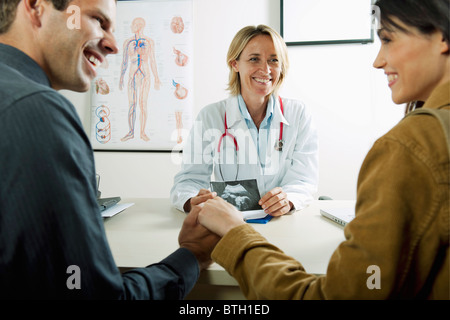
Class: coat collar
275,96,290,126
423,81,450,110
224,96,242,128
0,43,51,87
225,95,290,128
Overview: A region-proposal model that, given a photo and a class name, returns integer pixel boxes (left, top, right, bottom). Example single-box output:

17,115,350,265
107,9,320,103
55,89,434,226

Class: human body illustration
119,17,160,142
172,80,188,144
95,78,110,95
170,16,184,34
95,105,111,144
173,47,188,66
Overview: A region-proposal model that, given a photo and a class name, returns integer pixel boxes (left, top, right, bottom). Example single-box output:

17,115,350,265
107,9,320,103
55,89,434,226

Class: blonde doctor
170,25,318,216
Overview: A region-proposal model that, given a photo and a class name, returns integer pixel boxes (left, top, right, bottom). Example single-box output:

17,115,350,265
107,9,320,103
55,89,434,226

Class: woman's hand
198,197,245,237
259,187,293,216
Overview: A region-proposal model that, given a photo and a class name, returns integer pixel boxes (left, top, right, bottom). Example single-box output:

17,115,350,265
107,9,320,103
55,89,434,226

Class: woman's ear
439,31,449,54
441,38,449,54
231,60,239,72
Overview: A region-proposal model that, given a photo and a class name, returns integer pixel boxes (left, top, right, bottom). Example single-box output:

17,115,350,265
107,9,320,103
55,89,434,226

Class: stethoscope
217,97,284,181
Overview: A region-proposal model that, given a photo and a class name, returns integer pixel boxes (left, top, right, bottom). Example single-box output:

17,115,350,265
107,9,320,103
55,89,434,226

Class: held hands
198,197,245,237
259,187,293,217
178,204,220,270
180,186,293,267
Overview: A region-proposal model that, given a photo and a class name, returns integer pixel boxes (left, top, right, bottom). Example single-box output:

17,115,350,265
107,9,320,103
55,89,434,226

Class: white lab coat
170,95,318,212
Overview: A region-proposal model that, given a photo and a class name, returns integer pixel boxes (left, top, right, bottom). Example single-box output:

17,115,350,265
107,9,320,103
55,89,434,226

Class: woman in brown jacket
195,0,450,299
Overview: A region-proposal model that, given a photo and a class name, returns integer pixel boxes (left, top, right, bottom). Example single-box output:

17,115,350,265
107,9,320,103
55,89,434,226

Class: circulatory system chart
90,0,193,151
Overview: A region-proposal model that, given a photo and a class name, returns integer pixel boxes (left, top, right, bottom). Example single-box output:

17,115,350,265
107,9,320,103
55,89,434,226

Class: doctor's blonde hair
226,25,289,96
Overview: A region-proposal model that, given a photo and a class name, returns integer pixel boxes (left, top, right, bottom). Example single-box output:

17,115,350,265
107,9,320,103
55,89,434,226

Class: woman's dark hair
375,0,449,44
375,0,449,113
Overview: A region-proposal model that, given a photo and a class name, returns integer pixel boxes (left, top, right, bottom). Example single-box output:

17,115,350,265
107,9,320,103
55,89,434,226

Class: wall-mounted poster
281,0,374,46
91,0,193,151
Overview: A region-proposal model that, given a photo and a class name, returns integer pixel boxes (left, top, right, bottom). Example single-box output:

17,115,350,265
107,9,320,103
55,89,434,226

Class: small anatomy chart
90,0,193,151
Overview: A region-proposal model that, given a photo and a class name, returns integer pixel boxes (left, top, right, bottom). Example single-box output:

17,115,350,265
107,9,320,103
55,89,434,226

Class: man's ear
22,0,46,28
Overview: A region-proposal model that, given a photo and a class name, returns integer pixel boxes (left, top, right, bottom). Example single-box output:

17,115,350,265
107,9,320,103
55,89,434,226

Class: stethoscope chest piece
274,140,284,151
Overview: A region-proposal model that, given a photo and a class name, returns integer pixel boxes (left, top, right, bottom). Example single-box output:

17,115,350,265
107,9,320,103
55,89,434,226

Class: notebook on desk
95,174,121,212
97,197,121,212
320,207,355,226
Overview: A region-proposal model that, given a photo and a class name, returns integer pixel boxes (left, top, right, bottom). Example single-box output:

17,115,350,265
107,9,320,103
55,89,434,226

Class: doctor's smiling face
373,17,449,104
231,34,281,100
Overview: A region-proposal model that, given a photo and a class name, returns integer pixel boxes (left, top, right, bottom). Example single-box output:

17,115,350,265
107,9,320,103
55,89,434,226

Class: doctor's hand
198,197,245,237
183,189,217,212
259,187,293,217
178,204,220,270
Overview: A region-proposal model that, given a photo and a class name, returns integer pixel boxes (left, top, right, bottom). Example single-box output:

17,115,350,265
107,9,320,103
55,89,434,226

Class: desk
103,198,353,299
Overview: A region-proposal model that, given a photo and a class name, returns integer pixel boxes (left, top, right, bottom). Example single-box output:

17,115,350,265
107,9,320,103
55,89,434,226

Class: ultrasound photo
210,179,262,211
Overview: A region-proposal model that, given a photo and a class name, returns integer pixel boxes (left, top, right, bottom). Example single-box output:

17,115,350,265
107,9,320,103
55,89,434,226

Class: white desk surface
103,198,354,286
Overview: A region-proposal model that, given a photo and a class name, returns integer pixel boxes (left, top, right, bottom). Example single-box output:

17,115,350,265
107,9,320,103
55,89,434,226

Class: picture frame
280,0,374,46
90,0,193,152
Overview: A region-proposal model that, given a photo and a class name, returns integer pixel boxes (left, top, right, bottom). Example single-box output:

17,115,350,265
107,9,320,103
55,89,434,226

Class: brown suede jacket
212,81,450,299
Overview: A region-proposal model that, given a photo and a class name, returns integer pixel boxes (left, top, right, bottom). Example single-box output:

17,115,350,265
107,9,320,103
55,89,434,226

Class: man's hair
0,0,72,34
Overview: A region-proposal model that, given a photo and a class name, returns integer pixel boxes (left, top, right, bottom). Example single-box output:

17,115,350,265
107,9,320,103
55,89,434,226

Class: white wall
62,0,404,200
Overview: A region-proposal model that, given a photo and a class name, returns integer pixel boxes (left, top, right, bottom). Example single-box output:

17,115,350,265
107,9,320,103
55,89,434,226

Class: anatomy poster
90,0,193,151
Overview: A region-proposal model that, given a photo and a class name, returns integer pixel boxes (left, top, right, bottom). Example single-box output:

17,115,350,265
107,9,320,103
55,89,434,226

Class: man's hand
178,204,220,270
183,189,216,212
